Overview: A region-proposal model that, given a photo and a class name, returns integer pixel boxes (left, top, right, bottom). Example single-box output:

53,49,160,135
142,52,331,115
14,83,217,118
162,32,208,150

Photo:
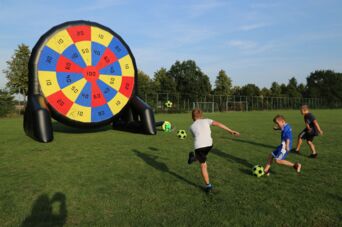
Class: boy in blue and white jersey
264,115,301,176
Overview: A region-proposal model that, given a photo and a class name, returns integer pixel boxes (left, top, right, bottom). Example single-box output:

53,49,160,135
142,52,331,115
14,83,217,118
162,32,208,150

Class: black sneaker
205,184,213,193
188,152,195,164
309,153,318,158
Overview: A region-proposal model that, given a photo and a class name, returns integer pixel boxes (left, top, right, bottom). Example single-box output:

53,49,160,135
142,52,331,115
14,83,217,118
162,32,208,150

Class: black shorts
195,146,213,163
299,128,318,142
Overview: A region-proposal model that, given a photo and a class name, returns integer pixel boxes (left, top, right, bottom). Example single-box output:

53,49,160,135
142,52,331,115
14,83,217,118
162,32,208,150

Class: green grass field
0,110,341,226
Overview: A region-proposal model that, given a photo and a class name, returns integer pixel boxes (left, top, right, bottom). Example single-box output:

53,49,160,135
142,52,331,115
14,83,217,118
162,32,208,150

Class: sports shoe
293,163,302,173
205,184,213,193
309,153,318,158
188,152,195,164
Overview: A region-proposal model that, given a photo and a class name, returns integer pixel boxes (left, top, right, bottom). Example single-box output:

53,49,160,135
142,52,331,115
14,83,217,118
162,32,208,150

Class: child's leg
296,136,303,152
200,162,209,185
264,154,274,173
307,140,317,154
275,159,295,167
275,159,302,173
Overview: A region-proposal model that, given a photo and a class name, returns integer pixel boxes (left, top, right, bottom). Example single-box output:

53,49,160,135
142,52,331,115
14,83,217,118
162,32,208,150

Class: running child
294,105,323,158
187,108,240,192
264,114,301,176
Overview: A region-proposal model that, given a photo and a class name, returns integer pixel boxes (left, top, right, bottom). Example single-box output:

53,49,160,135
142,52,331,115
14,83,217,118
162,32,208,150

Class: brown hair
192,108,203,120
301,104,309,111
273,114,286,123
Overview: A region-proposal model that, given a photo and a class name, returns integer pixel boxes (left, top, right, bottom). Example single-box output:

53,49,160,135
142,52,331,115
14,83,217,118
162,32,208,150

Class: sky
0,0,341,89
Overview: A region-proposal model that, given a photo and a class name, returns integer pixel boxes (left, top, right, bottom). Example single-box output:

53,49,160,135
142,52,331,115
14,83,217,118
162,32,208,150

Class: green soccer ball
162,121,172,132
252,165,264,177
164,100,173,108
177,129,187,139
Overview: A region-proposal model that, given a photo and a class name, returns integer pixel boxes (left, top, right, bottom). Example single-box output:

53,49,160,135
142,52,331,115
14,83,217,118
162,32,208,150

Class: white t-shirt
190,119,214,149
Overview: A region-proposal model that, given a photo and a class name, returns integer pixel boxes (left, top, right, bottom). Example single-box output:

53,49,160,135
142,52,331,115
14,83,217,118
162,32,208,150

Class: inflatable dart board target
24,21,156,142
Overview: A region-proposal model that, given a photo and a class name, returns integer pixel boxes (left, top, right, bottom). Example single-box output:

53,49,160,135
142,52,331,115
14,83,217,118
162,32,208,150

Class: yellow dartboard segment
38,71,60,97
46,29,74,54
99,74,122,91
66,103,91,123
62,78,87,102
118,55,135,76
91,27,113,47
75,41,92,66
107,92,129,115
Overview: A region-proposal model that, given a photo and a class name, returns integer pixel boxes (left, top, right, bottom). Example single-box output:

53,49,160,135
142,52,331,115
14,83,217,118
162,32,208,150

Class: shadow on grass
227,137,276,150
52,121,111,134
211,148,254,168
132,149,200,189
21,192,67,227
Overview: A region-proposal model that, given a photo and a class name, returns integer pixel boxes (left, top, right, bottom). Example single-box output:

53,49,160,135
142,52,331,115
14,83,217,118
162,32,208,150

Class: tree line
138,59,342,105
1,44,341,116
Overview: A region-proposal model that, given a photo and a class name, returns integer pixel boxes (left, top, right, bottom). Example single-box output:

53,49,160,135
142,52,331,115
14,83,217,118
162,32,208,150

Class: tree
270,82,281,96
168,60,211,100
286,77,302,97
137,70,153,95
260,87,271,97
306,70,342,106
3,44,31,95
0,89,15,117
240,84,260,96
152,67,176,93
213,70,232,96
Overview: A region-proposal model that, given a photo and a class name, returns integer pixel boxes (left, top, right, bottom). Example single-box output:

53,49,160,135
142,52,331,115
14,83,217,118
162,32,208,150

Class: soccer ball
177,129,187,139
164,100,173,108
252,165,264,177
162,121,172,132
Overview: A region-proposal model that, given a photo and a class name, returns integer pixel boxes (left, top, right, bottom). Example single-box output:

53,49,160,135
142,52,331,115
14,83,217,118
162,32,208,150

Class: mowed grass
0,110,341,226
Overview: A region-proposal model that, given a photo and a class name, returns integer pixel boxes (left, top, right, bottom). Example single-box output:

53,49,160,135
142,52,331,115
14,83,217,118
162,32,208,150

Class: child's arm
212,121,240,136
285,139,290,152
313,120,323,135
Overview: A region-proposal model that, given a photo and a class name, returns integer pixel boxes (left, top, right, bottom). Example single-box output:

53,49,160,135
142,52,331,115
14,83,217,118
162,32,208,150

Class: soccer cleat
205,184,213,193
188,152,195,164
308,153,318,158
293,163,302,173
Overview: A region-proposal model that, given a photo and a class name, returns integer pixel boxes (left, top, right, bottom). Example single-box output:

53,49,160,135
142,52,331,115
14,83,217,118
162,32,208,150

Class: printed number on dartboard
57,38,64,45
93,93,101,99
82,93,89,99
46,80,52,86
98,111,105,116
110,78,115,85
46,56,53,64
77,111,83,116
57,99,64,106
71,86,78,93
82,48,89,54
65,62,71,70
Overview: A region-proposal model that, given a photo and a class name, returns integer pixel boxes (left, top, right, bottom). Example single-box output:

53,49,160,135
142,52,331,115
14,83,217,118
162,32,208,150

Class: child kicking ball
264,115,301,176
187,108,240,192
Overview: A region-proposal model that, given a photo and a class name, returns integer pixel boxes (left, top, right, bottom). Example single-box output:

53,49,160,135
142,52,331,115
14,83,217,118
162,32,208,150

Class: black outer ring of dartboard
29,20,138,128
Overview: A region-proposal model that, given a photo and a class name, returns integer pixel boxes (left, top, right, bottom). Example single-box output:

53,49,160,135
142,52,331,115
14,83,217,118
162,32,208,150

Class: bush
0,89,15,117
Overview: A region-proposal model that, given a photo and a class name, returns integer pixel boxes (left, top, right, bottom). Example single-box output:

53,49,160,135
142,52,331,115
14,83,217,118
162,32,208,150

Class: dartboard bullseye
36,22,136,124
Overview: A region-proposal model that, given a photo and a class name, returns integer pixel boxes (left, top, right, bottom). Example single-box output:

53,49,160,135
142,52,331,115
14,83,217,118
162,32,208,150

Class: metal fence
141,93,342,113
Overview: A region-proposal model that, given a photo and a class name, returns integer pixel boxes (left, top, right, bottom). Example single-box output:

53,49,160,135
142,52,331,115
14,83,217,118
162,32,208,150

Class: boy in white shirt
188,108,240,192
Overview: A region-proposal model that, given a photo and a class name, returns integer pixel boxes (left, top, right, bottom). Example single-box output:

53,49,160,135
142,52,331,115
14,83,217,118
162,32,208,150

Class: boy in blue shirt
264,115,301,176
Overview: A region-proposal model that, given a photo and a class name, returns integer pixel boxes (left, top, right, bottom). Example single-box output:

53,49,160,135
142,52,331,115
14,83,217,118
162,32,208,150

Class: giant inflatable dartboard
35,21,136,125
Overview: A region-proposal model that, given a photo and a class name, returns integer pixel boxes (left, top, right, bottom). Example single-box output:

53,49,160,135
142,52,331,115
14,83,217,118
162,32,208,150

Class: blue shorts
272,145,289,160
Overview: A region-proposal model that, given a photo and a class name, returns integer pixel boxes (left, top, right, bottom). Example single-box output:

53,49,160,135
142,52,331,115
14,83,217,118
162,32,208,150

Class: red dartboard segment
67,25,91,43
96,48,118,71
119,77,134,98
56,55,84,73
91,82,107,107
47,90,74,115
